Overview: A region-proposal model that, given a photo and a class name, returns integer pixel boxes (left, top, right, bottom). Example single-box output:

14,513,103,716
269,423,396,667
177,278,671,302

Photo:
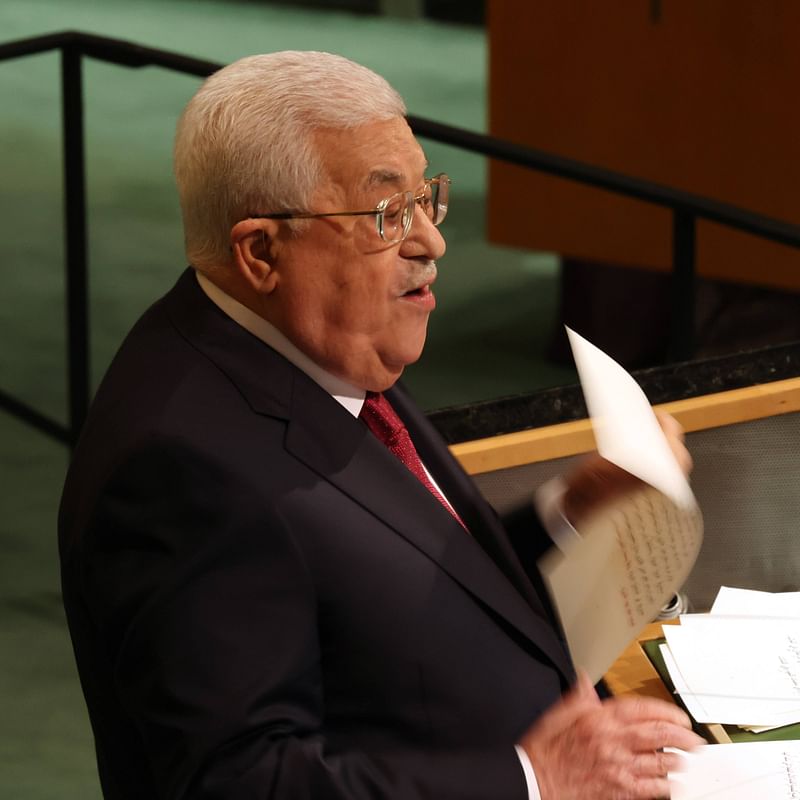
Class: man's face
265,117,446,392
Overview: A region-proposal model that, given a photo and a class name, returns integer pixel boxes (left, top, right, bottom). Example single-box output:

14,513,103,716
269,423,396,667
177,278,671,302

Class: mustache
401,260,437,293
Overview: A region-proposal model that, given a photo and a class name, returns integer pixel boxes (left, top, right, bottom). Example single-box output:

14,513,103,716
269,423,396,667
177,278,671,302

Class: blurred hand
562,412,692,526
519,672,703,800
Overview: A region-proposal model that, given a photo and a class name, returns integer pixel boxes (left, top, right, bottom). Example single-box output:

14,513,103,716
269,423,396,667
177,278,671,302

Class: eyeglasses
251,173,450,244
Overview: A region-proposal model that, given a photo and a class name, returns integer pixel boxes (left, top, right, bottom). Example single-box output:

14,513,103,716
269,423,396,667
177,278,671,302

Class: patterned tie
360,392,467,530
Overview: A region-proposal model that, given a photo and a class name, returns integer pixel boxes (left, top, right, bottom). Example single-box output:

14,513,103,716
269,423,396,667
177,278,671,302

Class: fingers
625,775,671,800
597,696,704,753
606,696,705,750
609,695,694,728
562,454,640,524
654,410,684,441
564,412,693,524
623,718,705,753
625,751,690,800
519,692,704,800
632,748,682,777
655,411,693,475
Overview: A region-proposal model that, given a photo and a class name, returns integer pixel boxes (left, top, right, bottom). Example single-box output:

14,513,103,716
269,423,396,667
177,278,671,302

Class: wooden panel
451,376,800,474
604,622,676,702
488,1,800,290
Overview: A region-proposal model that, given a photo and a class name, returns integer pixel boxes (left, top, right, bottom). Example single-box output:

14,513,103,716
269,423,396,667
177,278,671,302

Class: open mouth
399,284,435,310
402,285,429,298
401,261,437,299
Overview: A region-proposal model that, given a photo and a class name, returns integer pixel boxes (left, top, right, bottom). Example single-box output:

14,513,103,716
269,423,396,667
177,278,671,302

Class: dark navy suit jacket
59,269,573,799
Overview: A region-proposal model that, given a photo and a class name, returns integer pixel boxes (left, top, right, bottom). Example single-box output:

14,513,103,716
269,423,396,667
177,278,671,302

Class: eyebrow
365,169,404,189
365,160,430,190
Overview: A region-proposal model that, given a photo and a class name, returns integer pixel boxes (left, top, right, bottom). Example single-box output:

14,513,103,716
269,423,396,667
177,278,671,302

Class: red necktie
360,392,467,530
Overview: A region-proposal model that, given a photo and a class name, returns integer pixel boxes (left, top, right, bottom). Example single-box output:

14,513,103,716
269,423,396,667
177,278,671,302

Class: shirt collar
195,270,366,418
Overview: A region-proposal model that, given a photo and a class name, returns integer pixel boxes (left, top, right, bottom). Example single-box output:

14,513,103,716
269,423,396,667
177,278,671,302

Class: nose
400,204,446,261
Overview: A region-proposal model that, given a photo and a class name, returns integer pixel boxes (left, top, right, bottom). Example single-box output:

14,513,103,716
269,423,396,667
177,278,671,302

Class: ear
230,218,281,295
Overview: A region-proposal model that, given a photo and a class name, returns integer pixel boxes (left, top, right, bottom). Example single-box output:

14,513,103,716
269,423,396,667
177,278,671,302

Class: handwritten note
669,741,800,800
538,329,703,682
541,485,702,682
663,618,800,726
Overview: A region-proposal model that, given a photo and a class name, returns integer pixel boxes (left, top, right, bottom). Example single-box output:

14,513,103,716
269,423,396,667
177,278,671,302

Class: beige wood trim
451,376,800,475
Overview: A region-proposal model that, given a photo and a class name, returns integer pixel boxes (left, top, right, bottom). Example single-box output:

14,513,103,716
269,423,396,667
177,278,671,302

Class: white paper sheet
539,329,703,682
659,640,788,732
669,741,800,800
712,586,800,618
662,620,800,726
679,614,800,628
566,327,696,510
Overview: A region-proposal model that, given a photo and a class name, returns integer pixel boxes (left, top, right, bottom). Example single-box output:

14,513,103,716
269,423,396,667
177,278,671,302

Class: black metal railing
3,30,800,447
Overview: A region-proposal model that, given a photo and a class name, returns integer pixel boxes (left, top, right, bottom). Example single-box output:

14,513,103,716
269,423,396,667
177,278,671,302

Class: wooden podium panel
603,623,675,704
488,1,800,290
451,376,800,474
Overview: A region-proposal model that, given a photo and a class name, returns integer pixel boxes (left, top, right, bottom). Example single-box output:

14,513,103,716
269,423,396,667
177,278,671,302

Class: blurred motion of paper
539,329,703,682
669,741,800,800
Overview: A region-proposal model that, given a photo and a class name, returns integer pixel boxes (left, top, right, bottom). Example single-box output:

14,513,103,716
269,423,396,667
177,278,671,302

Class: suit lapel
285,378,573,681
387,384,547,605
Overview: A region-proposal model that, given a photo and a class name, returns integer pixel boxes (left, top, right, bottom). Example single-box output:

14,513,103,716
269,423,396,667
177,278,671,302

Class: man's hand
562,412,692,526
519,672,704,800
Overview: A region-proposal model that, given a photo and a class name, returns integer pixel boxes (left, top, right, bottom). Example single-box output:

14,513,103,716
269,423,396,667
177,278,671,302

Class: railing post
670,208,696,362
61,42,90,448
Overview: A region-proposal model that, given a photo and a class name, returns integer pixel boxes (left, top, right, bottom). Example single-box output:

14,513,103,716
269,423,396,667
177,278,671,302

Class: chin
396,346,425,374
368,334,427,391
403,329,428,364
368,357,414,393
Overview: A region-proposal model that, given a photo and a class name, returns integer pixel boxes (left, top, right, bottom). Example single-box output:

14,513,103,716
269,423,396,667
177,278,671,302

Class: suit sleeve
78,440,529,800
500,498,554,575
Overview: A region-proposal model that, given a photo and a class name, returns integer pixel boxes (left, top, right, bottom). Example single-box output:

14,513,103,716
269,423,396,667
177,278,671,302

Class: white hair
174,51,407,269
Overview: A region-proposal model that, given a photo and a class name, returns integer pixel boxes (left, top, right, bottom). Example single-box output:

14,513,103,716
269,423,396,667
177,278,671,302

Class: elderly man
59,51,701,800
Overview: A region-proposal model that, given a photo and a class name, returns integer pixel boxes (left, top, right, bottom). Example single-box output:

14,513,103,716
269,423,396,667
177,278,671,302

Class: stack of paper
660,586,800,732
669,740,800,800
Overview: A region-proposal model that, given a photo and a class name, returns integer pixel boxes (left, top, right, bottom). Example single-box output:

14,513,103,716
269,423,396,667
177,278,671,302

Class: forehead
313,117,428,196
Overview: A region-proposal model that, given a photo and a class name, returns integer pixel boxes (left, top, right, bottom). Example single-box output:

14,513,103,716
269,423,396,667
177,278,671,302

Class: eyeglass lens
378,176,449,243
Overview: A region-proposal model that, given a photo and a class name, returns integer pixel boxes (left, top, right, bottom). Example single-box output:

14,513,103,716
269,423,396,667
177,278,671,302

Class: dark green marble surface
429,340,800,445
